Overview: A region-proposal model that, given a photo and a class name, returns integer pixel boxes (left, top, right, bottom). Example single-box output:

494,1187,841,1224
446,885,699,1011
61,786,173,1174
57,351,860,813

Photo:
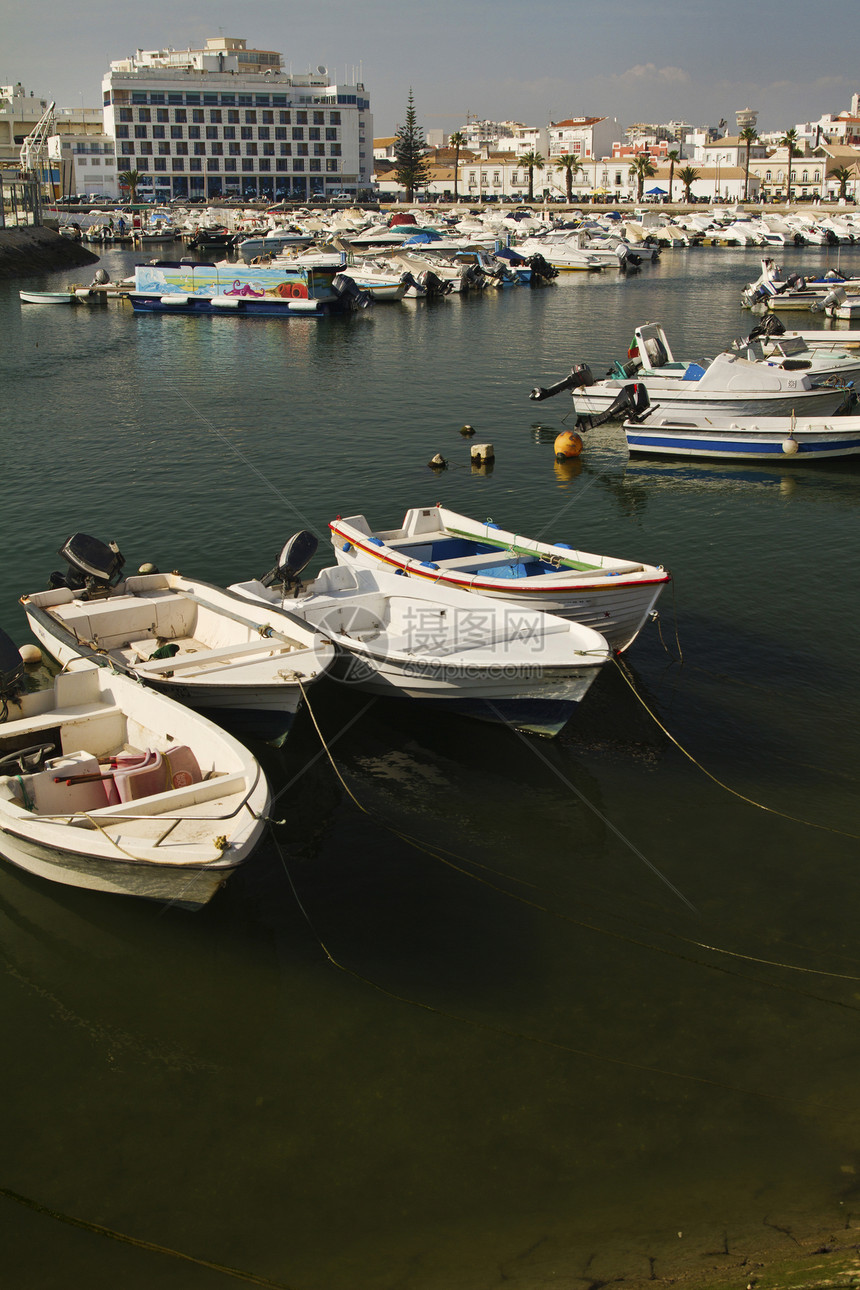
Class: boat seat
114,747,203,802
22,751,117,815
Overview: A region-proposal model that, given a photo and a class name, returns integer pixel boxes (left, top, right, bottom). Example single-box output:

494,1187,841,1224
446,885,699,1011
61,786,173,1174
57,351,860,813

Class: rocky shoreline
0,226,99,279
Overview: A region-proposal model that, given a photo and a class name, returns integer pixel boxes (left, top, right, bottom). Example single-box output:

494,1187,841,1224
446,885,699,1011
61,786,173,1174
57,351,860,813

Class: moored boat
328,505,669,653
0,635,269,908
622,410,860,460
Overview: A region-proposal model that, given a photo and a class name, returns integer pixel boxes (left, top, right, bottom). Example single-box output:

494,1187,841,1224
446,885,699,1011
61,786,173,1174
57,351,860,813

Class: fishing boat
228,542,611,738
622,409,860,460
21,533,336,745
531,341,854,419
327,505,669,653
0,634,269,908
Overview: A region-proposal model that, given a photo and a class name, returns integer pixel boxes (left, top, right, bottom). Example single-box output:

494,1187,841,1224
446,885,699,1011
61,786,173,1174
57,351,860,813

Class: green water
0,243,858,1288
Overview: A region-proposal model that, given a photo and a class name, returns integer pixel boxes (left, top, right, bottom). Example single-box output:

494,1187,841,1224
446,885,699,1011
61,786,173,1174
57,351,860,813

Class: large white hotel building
102,36,373,202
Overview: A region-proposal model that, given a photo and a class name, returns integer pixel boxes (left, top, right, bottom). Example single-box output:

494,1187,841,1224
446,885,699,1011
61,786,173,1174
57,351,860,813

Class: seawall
0,226,99,279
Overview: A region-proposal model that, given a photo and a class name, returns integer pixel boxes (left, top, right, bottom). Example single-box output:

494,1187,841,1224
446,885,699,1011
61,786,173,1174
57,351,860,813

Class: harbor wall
0,226,99,279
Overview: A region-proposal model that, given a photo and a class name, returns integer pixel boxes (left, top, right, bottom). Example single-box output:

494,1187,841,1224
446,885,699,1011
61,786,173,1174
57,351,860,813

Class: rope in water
0,1187,295,1287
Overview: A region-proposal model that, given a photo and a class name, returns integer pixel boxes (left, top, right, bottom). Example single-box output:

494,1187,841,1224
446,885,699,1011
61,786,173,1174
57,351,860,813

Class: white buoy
138,562,159,574
19,644,42,665
781,437,799,455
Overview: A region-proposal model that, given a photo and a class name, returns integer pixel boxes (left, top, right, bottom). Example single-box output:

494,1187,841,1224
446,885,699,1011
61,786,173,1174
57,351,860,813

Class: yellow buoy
554,430,583,460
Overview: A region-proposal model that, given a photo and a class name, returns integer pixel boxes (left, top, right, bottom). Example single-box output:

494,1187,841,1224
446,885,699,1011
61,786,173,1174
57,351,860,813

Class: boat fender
420,562,440,570
342,542,353,553
781,437,800,455
369,538,384,547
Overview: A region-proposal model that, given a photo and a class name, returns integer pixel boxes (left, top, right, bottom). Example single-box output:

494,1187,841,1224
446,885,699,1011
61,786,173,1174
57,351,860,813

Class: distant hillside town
2,34,860,205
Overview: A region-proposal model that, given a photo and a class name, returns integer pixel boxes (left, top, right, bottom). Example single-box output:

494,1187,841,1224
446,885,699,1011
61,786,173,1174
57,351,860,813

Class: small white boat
327,506,669,653
0,636,269,908
622,410,860,460
21,534,335,745
229,552,610,738
19,290,74,305
629,321,860,387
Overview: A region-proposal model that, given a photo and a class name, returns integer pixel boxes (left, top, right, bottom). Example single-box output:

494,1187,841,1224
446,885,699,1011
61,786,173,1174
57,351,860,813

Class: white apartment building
548,117,619,161
102,36,373,202
48,133,118,199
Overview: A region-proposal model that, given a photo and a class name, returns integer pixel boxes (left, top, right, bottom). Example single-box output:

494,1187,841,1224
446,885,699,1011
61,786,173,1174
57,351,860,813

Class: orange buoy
554,430,583,460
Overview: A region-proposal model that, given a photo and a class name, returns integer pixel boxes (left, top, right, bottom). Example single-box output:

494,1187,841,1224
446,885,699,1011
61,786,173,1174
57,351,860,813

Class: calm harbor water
1,240,859,1289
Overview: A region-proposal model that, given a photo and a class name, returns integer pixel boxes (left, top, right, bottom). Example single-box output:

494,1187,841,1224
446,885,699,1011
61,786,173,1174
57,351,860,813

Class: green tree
781,128,799,203
393,89,430,202
521,151,544,202
118,169,141,203
628,152,657,201
667,149,679,203
830,164,854,201
739,126,758,201
555,153,583,202
449,130,466,201
677,166,700,203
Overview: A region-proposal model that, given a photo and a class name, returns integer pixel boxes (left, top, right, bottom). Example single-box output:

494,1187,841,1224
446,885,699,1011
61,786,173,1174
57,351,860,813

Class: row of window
117,107,342,127
118,141,340,158
117,124,339,142
129,157,341,173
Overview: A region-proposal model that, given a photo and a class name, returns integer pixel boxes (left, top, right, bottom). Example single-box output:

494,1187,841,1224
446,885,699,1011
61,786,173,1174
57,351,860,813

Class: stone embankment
0,226,99,279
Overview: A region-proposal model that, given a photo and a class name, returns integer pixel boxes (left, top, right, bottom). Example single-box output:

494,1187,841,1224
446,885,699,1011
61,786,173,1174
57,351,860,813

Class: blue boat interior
383,534,596,577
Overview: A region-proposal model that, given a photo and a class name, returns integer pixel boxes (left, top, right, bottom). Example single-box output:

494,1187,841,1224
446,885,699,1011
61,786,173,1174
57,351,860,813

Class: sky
3,0,859,139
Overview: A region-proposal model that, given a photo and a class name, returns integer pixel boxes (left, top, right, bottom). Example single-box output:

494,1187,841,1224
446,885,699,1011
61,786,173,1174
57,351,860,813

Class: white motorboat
623,409,860,461
515,235,606,272
0,636,269,908
229,547,611,737
531,328,854,419
21,533,335,746
19,290,74,305
327,505,669,653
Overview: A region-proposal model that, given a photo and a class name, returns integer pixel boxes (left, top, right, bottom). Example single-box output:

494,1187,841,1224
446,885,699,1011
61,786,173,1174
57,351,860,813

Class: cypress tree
394,89,430,201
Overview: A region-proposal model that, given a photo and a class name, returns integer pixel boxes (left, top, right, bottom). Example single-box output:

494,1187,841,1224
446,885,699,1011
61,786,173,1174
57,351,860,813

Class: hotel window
326,159,338,172
275,128,287,140
228,142,241,155
221,94,235,106
158,143,170,156
330,112,341,125
210,142,223,155
134,125,148,139
297,143,308,156
189,158,202,171
156,109,169,123
172,158,185,171
188,126,200,140
150,94,165,104
279,111,291,124
207,158,220,171
296,111,308,124
137,158,149,170
293,159,304,171
118,108,133,123
309,159,321,171
120,142,135,156
279,143,291,156
262,110,274,124
258,127,270,140
116,125,129,139
228,110,239,124
223,127,235,140
276,159,289,171
152,126,165,139
238,95,252,106
259,159,271,171
171,125,183,139
168,93,183,106
326,128,337,141
192,110,204,123
241,127,253,140
203,94,219,106
292,127,304,141
175,142,188,155
244,110,257,124
209,110,222,124
154,157,167,171
314,144,325,157
245,143,258,156
174,109,187,123
137,109,151,123
193,142,206,156
263,143,275,156
241,159,254,171
206,126,219,139
224,158,237,171
309,127,320,141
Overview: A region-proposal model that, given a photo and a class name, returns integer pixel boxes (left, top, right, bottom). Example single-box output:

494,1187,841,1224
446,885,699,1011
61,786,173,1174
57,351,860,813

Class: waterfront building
548,117,619,162
0,83,103,180
102,36,373,202
48,133,118,200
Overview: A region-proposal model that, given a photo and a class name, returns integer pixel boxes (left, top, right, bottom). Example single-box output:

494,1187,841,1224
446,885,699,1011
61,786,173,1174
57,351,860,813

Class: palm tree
781,128,799,203
667,149,679,203
554,153,583,203
739,126,758,201
449,130,466,201
830,164,854,202
521,151,545,202
677,166,700,203
118,169,141,203
628,152,657,202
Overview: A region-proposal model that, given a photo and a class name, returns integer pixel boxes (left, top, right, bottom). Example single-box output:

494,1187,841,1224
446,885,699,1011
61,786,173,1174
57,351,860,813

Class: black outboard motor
331,273,373,310
260,530,319,596
746,313,786,341
576,383,650,431
50,534,125,598
530,363,594,402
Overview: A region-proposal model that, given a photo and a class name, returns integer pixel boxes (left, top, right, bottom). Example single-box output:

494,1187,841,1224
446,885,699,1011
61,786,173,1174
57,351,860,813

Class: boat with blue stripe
623,412,860,460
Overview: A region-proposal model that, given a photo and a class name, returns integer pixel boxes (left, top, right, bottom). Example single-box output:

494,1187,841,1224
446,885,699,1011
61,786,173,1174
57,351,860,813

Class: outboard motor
526,253,557,282
530,363,594,402
0,629,25,711
576,383,650,431
50,533,125,598
331,274,373,310
260,530,319,596
746,314,786,341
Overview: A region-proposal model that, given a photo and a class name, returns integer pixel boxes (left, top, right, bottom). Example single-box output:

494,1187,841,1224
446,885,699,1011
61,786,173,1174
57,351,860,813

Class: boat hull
624,423,860,460
574,385,851,418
